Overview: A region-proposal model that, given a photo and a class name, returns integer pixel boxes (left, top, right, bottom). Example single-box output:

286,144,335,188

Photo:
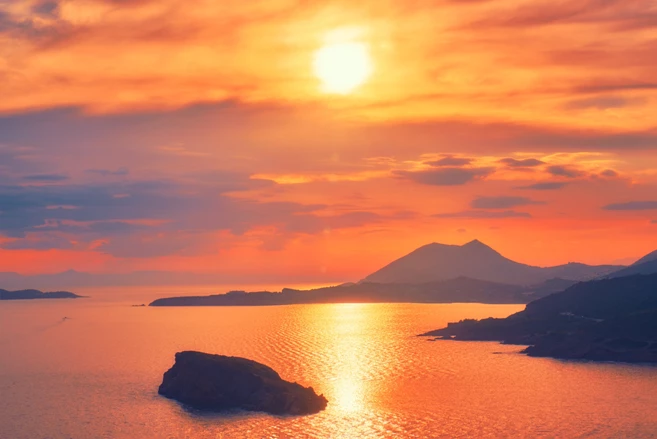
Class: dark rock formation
158,351,328,415
0,289,81,300
420,274,657,364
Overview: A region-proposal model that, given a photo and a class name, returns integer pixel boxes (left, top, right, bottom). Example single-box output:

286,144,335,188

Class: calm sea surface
1,287,657,439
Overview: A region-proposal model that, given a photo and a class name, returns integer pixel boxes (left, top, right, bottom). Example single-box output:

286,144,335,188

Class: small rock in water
158,351,328,416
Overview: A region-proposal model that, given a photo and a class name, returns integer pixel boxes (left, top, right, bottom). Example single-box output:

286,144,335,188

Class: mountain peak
362,239,625,286
461,239,500,255
634,249,657,266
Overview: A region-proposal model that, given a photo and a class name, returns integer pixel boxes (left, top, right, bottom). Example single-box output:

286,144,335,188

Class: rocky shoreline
421,274,657,364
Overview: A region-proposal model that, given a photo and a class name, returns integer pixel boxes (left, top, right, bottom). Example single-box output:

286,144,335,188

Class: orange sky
0,0,656,281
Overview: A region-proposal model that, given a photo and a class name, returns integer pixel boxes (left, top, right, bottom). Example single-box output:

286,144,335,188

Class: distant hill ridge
362,239,625,286
149,276,578,307
608,258,657,279
149,244,657,307
0,289,81,300
632,249,657,266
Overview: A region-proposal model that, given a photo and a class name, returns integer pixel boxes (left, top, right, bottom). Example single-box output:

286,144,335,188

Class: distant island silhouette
0,289,82,301
150,240,647,307
421,274,657,364
149,277,576,306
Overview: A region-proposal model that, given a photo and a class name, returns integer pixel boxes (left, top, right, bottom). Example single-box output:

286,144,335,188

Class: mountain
607,248,657,278
362,240,623,286
608,259,657,278
149,277,574,307
633,249,657,266
421,274,657,364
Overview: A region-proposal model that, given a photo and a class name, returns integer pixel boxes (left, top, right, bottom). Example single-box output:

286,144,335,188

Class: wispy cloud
471,196,544,209
546,165,585,178
86,168,129,177
425,156,473,167
23,174,68,182
603,201,657,211
599,169,619,178
563,96,646,110
516,182,568,190
499,158,544,168
434,210,532,219
396,167,494,186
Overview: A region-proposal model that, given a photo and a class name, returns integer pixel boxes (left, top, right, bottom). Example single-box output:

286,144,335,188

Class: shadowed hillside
421,274,657,363
607,248,657,279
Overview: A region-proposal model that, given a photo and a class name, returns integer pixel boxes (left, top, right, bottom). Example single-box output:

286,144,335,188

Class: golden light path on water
327,304,368,414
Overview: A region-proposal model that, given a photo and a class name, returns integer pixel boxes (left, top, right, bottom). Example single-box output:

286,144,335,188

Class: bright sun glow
313,41,372,94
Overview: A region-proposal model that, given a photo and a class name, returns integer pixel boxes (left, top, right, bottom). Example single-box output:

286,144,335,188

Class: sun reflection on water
324,303,372,414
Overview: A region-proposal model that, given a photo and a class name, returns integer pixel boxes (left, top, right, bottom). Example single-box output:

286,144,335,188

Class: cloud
434,210,532,219
32,2,59,17
603,201,657,211
23,174,69,182
0,5,66,42
396,167,494,186
96,232,206,258
564,96,646,110
573,82,657,94
282,210,414,235
0,169,402,257
0,233,75,251
425,156,473,167
0,144,40,178
652,220,657,224
0,174,324,252
516,182,568,190
546,165,584,178
0,0,655,149
499,158,544,168
86,168,129,176
464,0,657,31
471,196,544,209
283,211,382,234
516,131,657,151
600,169,619,178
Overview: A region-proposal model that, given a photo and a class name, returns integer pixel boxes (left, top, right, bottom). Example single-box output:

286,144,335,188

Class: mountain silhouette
607,248,657,278
632,249,657,266
362,239,623,285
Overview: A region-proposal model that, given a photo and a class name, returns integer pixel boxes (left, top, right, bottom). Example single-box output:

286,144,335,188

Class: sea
1,286,656,439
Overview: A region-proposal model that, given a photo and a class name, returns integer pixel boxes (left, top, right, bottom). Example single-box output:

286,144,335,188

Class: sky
1,0,656,282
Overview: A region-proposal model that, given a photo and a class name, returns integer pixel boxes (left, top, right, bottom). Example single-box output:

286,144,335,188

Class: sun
313,41,373,95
